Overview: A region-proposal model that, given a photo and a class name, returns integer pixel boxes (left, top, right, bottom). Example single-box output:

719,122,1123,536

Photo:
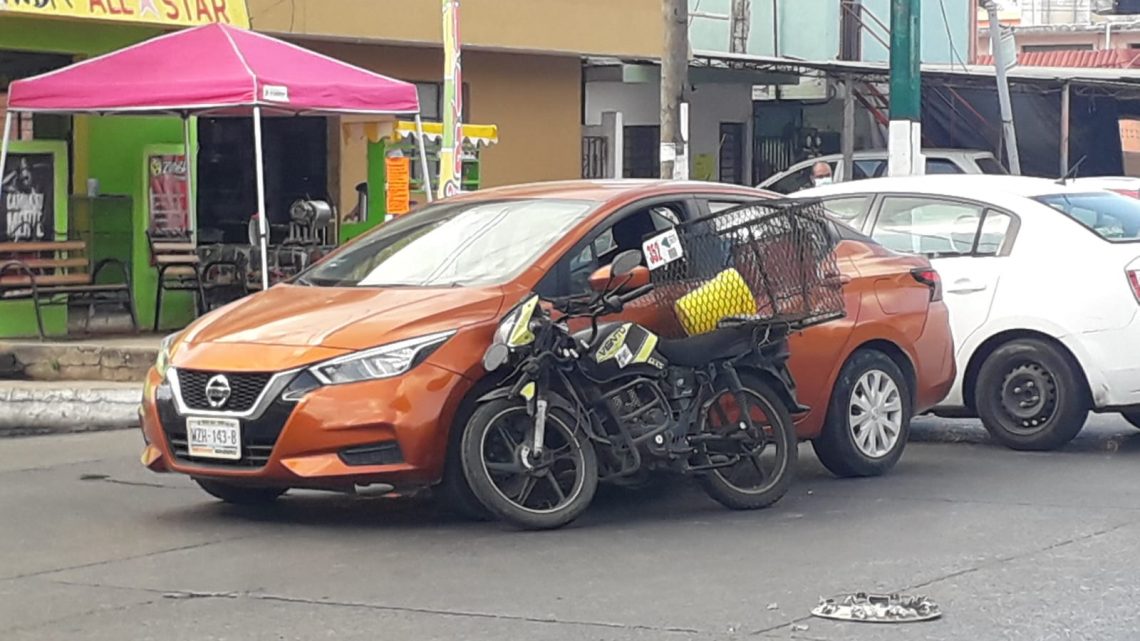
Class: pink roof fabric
7,24,420,116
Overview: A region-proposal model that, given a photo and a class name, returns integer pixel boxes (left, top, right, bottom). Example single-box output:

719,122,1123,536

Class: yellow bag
674,268,757,336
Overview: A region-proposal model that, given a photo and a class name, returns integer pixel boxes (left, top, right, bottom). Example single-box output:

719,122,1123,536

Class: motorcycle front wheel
460,398,598,530
696,374,797,510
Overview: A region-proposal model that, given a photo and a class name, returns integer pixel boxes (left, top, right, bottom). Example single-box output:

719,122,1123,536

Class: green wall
2,16,193,337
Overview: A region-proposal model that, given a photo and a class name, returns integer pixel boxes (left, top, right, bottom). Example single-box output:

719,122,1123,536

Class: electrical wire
938,0,971,71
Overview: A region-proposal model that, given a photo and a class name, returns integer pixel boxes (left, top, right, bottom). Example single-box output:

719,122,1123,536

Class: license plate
187,417,242,460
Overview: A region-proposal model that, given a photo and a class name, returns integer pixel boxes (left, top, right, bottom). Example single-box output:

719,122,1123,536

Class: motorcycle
460,250,803,530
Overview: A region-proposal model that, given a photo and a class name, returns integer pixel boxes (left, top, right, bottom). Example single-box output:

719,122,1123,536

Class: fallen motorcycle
460,199,845,530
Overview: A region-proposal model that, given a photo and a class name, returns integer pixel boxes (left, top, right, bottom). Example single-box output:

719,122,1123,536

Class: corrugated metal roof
976,49,1140,69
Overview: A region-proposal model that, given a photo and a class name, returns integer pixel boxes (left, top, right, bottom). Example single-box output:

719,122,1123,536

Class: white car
759,149,1007,194
798,175,1140,450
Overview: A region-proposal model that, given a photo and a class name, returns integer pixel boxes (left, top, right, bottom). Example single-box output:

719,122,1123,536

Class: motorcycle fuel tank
577,322,667,383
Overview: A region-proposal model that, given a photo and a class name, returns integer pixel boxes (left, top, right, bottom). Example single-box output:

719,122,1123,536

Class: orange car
139,180,954,509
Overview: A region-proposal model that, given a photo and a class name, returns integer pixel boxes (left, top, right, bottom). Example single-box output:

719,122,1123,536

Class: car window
853,160,885,180
542,202,685,298
819,196,872,226
1034,192,1140,242
925,158,965,175
975,156,1008,175
976,210,1014,256
301,198,597,287
769,166,814,194
872,197,986,256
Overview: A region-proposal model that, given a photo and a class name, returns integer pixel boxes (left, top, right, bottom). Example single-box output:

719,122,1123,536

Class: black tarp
920,82,1136,179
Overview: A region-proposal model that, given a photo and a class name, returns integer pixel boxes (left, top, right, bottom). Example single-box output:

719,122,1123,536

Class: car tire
812,349,912,478
194,478,286,505
975,339,1088,451
436,453,492,522
1122,411,1140,430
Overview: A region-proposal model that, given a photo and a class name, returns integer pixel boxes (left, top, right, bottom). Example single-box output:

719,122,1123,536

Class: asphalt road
3,415,1140,641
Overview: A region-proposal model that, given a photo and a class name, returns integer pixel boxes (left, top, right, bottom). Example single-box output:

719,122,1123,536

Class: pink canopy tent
2,23,432,289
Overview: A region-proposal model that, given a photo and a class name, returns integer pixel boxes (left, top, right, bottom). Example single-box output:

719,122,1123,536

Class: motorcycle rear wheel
696,374,797,510
461,398,598,530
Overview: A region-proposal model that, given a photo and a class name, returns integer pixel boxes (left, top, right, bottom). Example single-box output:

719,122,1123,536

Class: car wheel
194,478,286,505
813,349,912,478
1122,411,1140,430
975,339,1088,451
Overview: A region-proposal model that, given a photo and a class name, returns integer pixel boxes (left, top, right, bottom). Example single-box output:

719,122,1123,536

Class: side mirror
588,263,651,294
612,249,643,277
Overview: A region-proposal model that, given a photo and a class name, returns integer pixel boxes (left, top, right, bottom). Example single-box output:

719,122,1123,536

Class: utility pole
888,0,922,177
984,1,1022,175
660,0,688,179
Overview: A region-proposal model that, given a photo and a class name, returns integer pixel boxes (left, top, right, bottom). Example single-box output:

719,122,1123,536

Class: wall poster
1,152,55,242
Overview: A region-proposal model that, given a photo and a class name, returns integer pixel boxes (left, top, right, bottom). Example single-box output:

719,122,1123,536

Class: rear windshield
1034,192,1140,242
975,156,1008,175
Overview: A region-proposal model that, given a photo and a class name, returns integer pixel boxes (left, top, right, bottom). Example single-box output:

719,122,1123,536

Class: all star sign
0,0,250,29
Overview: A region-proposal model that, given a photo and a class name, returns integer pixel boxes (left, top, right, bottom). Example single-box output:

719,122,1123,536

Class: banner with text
0,0,250,29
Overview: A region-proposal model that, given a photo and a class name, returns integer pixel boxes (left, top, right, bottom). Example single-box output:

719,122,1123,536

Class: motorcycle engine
606,380,669,441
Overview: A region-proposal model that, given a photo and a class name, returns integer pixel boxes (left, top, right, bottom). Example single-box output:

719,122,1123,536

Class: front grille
156,384,295,469
177,369,272,412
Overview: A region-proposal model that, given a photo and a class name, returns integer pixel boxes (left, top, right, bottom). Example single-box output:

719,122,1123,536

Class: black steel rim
479,407,586,514
998,361,1057,434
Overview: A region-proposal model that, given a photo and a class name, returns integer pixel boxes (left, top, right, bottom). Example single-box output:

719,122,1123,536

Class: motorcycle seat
657,325,755,368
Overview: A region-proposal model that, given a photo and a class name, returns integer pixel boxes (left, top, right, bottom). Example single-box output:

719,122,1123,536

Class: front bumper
140,362,472,489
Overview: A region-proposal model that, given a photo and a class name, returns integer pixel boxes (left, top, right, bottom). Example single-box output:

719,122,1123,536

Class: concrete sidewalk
0,380,142,437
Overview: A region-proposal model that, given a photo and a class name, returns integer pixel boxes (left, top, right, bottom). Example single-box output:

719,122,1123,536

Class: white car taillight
1129,269,1140,304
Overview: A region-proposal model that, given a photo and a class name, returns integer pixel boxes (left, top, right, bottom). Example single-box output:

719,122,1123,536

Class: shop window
413,82,471,122
196,116,329,244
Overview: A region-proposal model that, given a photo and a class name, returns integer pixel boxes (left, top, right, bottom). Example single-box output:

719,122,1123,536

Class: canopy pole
182,115,197,243
253,107,270,290
414,115,434,203
0,112,12,214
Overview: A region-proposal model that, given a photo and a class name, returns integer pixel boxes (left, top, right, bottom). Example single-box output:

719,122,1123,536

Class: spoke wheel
696,374,796,511
849,369,904,459
461,398,597,530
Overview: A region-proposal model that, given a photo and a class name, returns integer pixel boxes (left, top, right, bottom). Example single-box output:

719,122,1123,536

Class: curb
0,384,142,437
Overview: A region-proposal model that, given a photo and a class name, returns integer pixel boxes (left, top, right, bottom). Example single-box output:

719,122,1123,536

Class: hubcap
849,370,903,459
999,363,1056,433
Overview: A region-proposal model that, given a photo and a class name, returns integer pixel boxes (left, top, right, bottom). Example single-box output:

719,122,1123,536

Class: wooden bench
0,240,137,339
148,232,246,331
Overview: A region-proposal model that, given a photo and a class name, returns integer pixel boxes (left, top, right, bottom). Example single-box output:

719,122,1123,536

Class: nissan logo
204,375,232,409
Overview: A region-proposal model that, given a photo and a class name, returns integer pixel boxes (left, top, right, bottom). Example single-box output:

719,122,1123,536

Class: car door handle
946,278,987,294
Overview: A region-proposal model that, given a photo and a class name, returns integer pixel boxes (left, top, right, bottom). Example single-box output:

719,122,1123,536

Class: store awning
340,120,499,147
6,23,420,116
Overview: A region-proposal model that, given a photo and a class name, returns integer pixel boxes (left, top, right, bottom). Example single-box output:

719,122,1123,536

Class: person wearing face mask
811,161,833,187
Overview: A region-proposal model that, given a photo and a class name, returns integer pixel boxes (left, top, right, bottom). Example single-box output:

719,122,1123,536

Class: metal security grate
176,370,272,412
647,198,845,337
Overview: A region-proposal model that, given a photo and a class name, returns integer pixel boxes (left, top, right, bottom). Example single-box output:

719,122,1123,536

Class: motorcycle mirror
611,250,643,278
482,343,510,372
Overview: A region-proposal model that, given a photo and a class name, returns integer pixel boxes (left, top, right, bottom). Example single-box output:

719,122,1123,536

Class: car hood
182,284,505,351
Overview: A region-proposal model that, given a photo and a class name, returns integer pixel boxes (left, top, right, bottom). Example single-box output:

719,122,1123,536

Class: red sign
147,154,190,234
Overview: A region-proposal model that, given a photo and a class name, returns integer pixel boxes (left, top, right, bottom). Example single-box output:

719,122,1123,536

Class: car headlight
495,296,539,348
310,330,455,385
155,333,179,379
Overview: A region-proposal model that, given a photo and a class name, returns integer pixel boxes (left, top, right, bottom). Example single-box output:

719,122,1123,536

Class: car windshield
299,198,597,287
1033,191,1140,242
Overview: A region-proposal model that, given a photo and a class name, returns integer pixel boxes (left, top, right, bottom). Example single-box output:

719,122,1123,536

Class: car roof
802,149,992,163
447,179,768,203
797,174,1101,200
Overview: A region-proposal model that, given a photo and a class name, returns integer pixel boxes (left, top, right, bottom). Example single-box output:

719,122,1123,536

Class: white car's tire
975,339,1088,451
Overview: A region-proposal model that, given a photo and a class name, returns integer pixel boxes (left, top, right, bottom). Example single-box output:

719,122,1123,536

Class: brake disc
811,592,941,623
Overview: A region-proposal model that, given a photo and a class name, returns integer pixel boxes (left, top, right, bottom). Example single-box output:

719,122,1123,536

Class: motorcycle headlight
495,296,540,348
310,331,455,385
154,333,179,379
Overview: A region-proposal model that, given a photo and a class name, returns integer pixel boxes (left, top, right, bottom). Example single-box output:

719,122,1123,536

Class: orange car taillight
1128,269,1140,304
911,268,943,302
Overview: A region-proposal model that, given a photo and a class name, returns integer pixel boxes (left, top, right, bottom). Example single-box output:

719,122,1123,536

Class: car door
535,197,698,336
867,195,1018,350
